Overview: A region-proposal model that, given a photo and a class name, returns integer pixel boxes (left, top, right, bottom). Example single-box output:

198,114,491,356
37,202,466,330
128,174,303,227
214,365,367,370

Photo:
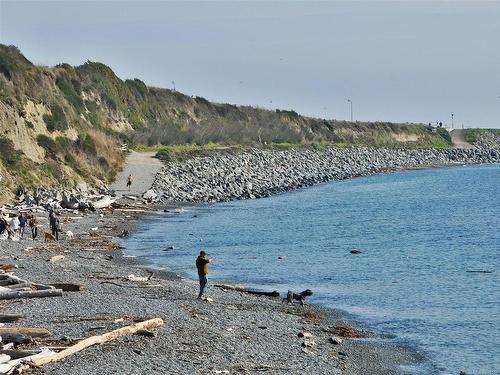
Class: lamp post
451,113,454,128
347,99,353,121
172,81,176,91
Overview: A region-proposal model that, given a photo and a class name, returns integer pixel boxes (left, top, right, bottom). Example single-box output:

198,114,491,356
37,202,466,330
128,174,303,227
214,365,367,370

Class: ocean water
122,164,499,375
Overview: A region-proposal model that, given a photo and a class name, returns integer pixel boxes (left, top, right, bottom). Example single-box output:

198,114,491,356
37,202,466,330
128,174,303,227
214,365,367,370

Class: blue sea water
122,164,499,375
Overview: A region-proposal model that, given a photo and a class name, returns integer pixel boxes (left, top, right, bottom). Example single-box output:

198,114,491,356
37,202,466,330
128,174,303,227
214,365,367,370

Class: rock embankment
153,142,499,203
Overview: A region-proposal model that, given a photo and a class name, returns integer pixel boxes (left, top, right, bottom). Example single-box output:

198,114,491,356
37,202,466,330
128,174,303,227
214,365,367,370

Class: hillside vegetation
0,44,451,203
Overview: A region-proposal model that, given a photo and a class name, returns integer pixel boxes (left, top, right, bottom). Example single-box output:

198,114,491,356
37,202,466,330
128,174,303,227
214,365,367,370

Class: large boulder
142,189,158,202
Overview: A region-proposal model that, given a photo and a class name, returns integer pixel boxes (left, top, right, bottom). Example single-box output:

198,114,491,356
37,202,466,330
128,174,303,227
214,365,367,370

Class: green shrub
76,133,96,154
98,156,109,167
436,128,452,144
0,137,21,166
36,134,58,155
56,76,83,112
156,149,171,160
43,105,68,132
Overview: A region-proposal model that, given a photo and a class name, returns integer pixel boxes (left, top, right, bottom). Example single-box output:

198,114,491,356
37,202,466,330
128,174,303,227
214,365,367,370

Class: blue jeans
198,274,207,299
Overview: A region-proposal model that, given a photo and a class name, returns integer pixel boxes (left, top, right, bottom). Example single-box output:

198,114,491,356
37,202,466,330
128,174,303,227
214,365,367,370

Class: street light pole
347,99,353,121
451,113,454,128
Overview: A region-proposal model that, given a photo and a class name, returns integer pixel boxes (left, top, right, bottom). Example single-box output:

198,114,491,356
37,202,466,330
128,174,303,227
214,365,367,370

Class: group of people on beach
0,209,60,241
0,211,38,240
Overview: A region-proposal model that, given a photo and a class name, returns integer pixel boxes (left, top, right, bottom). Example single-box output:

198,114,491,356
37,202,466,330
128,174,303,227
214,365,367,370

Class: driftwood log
0,315,22,323
0,348,55,374
214,284,280,297
0,289,63,300
0,327,51,338
31,318,163,367
48,283,85,292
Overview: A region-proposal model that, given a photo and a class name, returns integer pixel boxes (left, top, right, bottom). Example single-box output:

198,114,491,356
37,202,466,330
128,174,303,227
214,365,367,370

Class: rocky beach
0,204,425,375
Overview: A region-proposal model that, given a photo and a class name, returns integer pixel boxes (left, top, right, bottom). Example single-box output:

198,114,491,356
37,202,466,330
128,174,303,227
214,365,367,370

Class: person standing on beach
29,214,38,240
10,214,20,237
49,211,60,240
196,250,212,299
18,213,27,239
126,174,133,191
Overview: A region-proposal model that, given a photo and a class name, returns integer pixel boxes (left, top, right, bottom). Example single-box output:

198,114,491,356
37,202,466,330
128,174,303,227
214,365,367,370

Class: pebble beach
0,205,424,375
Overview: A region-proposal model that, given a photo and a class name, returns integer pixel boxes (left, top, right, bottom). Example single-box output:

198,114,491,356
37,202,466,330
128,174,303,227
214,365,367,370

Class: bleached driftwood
0,347,55,374
90,196,116,209
31,318,163,366
0,289,63,300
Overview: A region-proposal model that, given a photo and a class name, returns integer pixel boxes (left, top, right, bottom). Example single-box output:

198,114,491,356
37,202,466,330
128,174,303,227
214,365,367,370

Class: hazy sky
1,1,499,128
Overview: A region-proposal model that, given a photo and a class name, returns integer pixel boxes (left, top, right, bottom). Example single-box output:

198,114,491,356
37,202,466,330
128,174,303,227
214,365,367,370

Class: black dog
282,289,313,306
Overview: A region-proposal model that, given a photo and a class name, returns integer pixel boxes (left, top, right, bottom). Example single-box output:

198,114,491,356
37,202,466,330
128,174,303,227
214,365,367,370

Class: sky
1,0,499,128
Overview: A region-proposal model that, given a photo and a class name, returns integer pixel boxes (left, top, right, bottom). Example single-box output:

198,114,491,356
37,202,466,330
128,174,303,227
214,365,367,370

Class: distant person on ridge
196,250,213,299
126,174,133,191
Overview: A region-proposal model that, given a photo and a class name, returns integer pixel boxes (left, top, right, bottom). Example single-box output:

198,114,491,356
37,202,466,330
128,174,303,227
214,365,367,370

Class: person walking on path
29,214,38,240
49,211,60,240
126,174,133,191
196,250,213,299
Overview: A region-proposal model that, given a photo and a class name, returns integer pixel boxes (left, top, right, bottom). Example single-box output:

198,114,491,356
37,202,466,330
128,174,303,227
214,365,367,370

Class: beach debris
298,331,313,338
90,196,116,210
0,347,56,374
127,274,148,282
25,318,163,369
330,336,343,345
338,351,347,357
0,333,33,345
214,284,280,297
142,189,159,202
0,265,17,273
465,270,493,273
277,256,287,260
350,250,362,254
48,255,65,262
0,327,51,338
302,339,316,348
118,229,129,237
326,325,367,338
0,315,22,324
204,297,214,303
136,329,156,338
303,313,322,320
48,283,85,292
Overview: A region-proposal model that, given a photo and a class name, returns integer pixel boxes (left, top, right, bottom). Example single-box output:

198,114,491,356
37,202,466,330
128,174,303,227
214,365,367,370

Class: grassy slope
0,44,452,203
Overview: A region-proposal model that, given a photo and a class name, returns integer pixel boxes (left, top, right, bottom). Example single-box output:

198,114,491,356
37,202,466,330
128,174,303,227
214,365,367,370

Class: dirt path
449,129,475,149
110,151,163,196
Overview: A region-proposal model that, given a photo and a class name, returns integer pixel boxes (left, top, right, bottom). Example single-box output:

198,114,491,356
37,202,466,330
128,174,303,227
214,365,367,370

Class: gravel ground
0,205,426,375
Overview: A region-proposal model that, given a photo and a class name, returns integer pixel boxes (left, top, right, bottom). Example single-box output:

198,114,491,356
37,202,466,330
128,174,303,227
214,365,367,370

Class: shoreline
4,144,499,373
0,198,428,375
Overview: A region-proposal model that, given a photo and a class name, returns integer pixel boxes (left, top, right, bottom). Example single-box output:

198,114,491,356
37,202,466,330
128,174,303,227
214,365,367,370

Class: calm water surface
122,164,499,375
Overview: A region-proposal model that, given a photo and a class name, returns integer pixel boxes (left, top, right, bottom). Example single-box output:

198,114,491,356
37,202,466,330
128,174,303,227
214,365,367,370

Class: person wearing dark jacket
195,250,213,299
49,212,60,240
